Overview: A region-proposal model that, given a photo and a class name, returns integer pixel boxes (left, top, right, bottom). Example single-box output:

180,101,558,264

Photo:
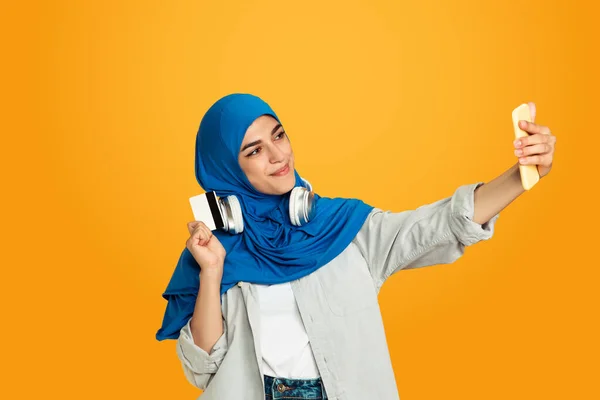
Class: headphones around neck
189,179,316,235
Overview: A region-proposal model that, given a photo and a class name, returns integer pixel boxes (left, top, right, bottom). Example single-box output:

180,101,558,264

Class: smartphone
512,103,539,190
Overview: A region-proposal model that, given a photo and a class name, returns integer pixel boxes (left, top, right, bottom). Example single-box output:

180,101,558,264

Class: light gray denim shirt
175,182,500,399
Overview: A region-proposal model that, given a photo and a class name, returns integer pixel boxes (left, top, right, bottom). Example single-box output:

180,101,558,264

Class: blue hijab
156,94,374,340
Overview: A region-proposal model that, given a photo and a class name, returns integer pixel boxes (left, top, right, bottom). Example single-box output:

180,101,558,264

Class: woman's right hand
186,221,226,278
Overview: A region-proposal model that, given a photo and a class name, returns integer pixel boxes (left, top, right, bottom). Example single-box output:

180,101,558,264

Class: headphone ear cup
219,195,244,234
227,195,244,234
289,186,316,226
289,187,300,226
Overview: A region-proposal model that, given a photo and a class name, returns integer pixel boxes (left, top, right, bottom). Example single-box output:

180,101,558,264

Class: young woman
156,93,556,399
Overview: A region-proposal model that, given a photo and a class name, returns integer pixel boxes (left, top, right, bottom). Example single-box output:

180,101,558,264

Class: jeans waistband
264,374,327,399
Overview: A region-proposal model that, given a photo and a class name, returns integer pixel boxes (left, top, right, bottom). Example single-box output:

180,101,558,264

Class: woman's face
238,115,296,195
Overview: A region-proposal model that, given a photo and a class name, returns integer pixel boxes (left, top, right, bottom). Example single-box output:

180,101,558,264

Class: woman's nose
268,144,286,162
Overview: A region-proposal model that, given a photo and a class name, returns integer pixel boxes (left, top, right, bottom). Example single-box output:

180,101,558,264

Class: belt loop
268,375,275,396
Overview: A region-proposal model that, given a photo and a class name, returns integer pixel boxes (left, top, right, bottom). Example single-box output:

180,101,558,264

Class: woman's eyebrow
239,123,283,153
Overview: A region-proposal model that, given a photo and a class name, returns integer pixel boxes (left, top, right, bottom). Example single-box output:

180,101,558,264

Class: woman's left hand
513,102,557,178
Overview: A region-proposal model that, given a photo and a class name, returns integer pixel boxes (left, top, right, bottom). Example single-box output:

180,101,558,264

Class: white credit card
189,192,223,231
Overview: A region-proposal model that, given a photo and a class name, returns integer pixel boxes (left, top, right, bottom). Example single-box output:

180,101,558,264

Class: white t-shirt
255,281,320,379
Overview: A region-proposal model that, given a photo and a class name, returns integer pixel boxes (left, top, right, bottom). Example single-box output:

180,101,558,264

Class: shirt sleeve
353,182,500,289
176,316,228,390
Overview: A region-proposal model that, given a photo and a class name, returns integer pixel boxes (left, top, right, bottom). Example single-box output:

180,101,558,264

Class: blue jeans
264,374,328,399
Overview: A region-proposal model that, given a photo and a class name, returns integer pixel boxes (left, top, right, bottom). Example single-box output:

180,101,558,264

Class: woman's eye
246,132,285,157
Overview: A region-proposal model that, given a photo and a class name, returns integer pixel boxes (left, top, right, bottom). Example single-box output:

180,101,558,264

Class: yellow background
2,0,598,398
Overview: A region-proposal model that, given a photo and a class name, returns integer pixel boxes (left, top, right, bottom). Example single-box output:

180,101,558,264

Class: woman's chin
273,177,296,195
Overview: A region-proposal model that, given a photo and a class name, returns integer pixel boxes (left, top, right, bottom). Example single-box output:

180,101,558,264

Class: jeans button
277,383,286,393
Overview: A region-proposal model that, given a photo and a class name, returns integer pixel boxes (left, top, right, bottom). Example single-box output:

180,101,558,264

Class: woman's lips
271,164,290,176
